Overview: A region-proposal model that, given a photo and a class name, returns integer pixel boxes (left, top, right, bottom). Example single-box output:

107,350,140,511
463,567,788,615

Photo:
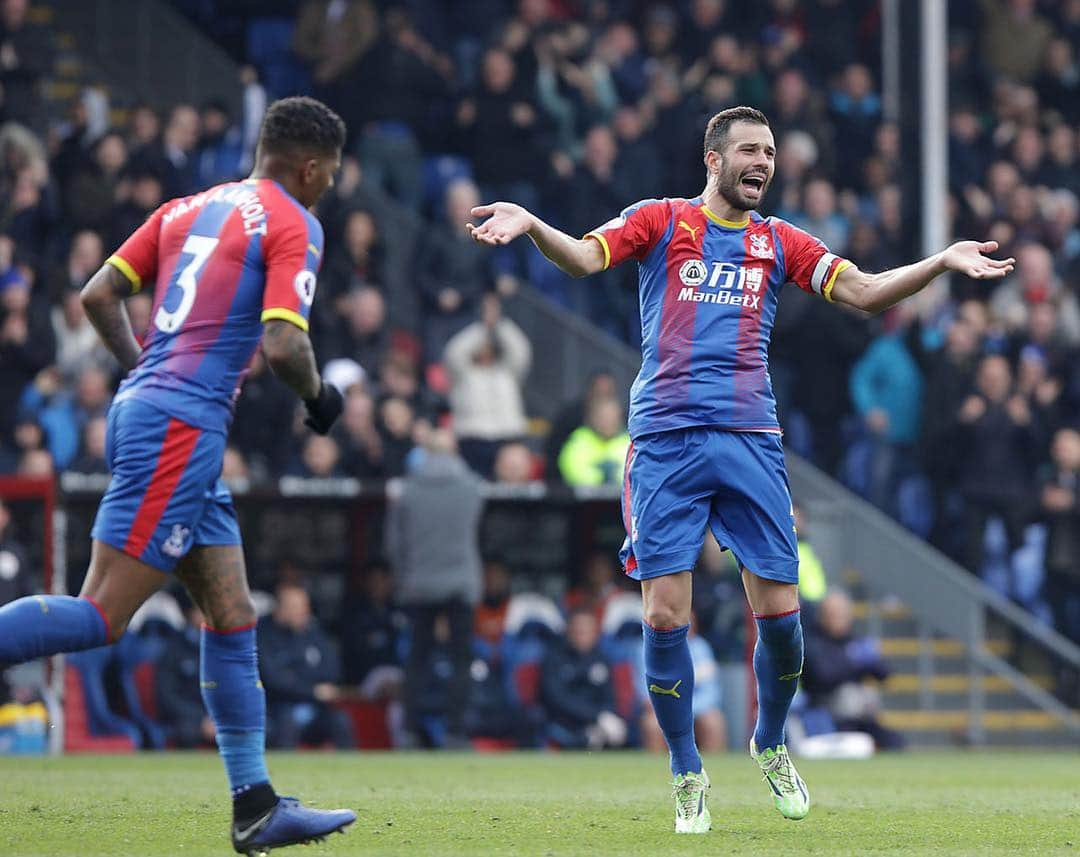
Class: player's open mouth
741,174,766,194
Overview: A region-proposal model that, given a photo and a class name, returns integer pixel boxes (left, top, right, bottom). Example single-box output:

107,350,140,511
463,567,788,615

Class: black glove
303,381,343,435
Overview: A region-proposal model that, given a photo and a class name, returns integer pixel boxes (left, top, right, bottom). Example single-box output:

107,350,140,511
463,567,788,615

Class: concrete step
850,600,911,620
899,730,1071,748
880,673,1053,693
878,637,1011,658
880,709,1071,732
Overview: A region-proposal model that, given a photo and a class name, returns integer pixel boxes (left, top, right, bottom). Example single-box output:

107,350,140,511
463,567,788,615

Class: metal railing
787,454,1080,743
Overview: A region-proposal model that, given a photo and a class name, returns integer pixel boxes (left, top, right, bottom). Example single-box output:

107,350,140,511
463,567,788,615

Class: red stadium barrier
62,666,136,754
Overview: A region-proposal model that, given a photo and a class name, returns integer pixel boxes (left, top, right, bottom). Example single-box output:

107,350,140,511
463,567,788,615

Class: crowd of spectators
0,0,1078,708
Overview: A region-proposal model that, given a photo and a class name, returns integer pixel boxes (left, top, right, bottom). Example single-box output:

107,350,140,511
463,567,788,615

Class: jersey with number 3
586,196,852,439
105,178,322,433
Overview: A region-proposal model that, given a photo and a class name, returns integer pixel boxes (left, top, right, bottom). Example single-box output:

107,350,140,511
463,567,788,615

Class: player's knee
203,596,257,632
643,601,687,630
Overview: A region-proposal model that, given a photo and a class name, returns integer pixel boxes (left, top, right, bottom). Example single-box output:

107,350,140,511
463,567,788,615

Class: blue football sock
200,625,271,796
0,595,110,663
752,609,804,751
643,621,702,777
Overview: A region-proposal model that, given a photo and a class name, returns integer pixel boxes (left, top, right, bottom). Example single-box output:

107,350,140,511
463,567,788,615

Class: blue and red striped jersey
586,197,851,439
105,178,323,432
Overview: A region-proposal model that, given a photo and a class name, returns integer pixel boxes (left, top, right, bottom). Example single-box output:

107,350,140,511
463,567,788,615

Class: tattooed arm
81,264,142,372
261,319,321,401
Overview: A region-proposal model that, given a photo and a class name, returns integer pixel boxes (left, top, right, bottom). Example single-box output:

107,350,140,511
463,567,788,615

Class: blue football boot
232,796,356,855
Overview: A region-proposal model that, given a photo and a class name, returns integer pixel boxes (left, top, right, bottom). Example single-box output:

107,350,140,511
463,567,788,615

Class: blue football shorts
91,396,241,572
619,426,799,583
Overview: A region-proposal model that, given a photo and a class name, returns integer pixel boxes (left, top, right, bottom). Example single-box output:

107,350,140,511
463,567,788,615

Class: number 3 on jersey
155,235,219,333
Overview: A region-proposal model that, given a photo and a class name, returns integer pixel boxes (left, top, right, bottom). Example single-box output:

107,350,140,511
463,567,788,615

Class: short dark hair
258,96,345,158
704,106,770,156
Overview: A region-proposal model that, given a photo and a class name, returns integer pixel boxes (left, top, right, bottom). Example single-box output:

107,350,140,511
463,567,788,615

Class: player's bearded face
716,152,773,212
712,125,776,212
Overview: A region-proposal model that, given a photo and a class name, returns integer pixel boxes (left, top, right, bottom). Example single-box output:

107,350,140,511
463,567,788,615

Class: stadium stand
0,0,1077,751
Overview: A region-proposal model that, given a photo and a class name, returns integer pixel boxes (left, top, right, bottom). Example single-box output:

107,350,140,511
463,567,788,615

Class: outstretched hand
941,240,1015,280
466,202,534,246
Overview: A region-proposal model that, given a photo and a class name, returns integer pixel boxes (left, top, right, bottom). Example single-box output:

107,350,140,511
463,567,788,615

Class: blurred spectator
791,179,849,256
45,225,103,312
535,21,618,152
51,89,106,192
455,48,550,209
417,178,494,361
292,0,377,110
160,104,201,197
769,67,833,165
953,355,1041,581
107,170,165,252
231,352,297,482
979,0,1054,83
546,370,618,471
990,243,1080,346
917,312,983,554
326,286,390,377
17,446,52,477
406,613,465,747
540,607,626,749
771,290,869,473
0,497,30,606
69,414,107,474
20,364,110,471
0,0,55,131
828,64,881,183
848,315,923,509
350,6,454,162
154,598,215,749
51,278,108,381
376,395,415,478
377,349,434,418
595,22,648,106
641,619,726,753
336,386,384,478
63,132,127,232
492,440,538,484
801,590,904,750
557,395,630,487
563,551,621,621
385,428,484,747
323,209,394,317
125,103,164,172
474,557,512,644
340,561,405,698
0,255,53,444
793,503,827,607
1039,427,1080,646
1036,39,1080,123
2,124,57,264
259,582,354,749
445,295,531,477
288,434,345,479
193,101,244,188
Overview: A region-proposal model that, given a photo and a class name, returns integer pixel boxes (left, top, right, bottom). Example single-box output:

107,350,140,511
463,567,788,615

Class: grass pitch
0,751,1077,856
